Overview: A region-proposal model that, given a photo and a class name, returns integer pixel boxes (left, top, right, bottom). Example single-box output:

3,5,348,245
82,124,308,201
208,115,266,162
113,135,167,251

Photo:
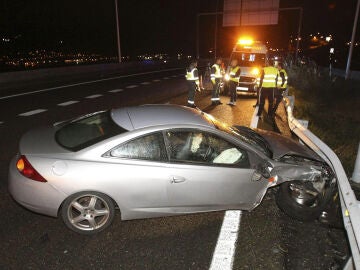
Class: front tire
61,191,115,235
276,181,334,221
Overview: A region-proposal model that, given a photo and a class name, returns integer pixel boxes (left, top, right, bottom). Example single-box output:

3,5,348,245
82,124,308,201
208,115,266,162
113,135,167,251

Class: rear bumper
8,156,66,217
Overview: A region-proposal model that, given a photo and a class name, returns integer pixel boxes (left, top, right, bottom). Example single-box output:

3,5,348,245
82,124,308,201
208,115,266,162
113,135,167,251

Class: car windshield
55,111,127,151
203,114,272,157
231,52,265,67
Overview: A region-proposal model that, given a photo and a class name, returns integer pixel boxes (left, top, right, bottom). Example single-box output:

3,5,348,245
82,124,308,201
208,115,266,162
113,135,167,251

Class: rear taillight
16,155,47,182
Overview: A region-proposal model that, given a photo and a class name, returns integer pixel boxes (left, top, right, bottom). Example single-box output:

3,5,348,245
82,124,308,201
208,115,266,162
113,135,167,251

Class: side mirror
256,161,273,178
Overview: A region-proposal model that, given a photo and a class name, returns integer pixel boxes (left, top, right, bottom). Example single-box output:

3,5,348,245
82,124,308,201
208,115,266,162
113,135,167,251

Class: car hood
255,129,322,161
19,126,70,155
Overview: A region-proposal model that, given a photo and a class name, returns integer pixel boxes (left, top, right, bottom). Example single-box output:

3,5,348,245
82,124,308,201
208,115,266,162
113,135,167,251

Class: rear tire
61,191,115,235
276,181,334,221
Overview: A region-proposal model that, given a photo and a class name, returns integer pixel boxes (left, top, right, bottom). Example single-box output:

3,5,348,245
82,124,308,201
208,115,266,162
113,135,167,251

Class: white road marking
250,106,259,128
171,75,177,77
141,82,151,85
108,89,124,93
0,67,184,101
19,109,47,116
0,121,3,125
209,211,242,270
163,77,170,80
153,79,161,82
85,94,103,99
210,100,257,270
57,100,79,106
126,85,138,89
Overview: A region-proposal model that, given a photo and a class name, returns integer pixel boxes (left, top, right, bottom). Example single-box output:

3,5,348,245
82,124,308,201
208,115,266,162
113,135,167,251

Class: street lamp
345,0,360,80
329,47,334,77
114,0,122,63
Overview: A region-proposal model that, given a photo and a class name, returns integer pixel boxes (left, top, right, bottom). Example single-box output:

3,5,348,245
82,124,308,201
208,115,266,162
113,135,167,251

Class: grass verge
287,64,360,176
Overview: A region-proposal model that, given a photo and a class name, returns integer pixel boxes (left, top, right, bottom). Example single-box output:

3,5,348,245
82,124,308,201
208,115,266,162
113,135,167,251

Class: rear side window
56,111,127,151
108,132,167,162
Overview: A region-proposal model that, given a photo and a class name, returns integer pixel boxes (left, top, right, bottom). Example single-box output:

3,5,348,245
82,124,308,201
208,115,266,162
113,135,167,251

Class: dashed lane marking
153,79,161,82
85,94,103,99
57,100,79,106
108,89,124,93
125,85,138,89
0,67,184,101
0,121,3,125
209,210,242,270
163,77,170,80
19,109,47,116
250,106,259,129
141,82,151,85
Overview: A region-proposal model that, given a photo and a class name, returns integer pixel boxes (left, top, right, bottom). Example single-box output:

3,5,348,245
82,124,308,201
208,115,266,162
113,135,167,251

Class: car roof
110,104,215,131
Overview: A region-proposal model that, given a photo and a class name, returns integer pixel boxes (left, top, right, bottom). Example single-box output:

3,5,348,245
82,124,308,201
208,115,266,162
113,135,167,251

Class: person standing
272,62,288,115
185,60,200,108
210,58,224,105
227,59,241,106
257,60,279,118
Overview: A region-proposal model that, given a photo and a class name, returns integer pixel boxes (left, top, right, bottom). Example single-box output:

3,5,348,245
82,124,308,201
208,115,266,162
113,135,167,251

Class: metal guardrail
283,96,360,270
329,68,360,81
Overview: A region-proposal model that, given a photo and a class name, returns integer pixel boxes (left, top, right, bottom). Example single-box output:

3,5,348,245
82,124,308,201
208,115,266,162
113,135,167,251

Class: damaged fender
268,164,323,187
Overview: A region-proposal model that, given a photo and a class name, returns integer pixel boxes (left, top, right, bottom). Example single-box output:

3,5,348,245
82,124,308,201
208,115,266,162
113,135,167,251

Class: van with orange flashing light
226,38,268,95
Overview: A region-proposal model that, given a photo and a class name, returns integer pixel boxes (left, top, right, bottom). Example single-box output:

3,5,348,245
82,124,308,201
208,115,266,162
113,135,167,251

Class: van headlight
251,67,260,76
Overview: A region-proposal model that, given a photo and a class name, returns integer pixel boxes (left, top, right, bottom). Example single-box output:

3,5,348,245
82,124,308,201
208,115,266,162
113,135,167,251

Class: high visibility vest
229,66,240,82
261,66,278,88
277,69,288,89
211,64,222,79
186,68,199,85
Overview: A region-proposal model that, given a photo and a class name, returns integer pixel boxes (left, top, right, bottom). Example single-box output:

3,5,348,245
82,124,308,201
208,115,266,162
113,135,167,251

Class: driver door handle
170,176,186,184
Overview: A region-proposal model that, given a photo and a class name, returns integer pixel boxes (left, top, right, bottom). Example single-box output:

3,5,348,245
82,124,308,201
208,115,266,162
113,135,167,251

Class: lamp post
114,0,122,63
329,47,334,77
345,0,360,80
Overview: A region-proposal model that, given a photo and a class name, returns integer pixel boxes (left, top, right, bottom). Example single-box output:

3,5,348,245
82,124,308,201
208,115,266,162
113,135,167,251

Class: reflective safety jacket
260,66,279,88
229,66,240,83
211,64,223,79
186,68,199,86
277,68,288,89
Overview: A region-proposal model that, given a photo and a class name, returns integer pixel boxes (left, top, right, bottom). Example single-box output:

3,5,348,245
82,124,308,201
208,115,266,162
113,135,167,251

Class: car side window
109,133,167,162
165,130,249,167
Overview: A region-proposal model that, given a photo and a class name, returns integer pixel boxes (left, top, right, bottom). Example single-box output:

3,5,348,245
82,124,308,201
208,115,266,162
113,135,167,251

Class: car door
104,132,173,217
164,129,269,213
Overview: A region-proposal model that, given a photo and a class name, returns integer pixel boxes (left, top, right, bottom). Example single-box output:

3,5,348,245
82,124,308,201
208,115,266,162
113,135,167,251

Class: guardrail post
352,143,360,183
287,95,295,111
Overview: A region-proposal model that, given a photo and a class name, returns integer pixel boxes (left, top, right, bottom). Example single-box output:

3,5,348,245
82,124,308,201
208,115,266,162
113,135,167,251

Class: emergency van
226,38,268,95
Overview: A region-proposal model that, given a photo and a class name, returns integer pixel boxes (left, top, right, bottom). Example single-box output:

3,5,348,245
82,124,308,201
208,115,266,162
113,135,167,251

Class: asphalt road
0,68,350,269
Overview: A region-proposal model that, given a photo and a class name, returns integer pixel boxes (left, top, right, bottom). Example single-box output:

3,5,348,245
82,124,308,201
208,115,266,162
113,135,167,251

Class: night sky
0,0,358,57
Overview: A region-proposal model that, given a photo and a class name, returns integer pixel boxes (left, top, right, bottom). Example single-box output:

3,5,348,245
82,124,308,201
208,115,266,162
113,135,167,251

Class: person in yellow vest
210,58,224,105
272,62,288,115
227,59,241,106
185,60,200,108
257,60,279,118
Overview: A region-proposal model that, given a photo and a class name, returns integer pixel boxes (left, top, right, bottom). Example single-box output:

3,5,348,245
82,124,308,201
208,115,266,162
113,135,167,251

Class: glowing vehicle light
238,38,254,45
251,67,260,76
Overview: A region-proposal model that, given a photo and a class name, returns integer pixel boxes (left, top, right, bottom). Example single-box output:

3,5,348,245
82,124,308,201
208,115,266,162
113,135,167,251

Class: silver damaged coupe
8,104,336,234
